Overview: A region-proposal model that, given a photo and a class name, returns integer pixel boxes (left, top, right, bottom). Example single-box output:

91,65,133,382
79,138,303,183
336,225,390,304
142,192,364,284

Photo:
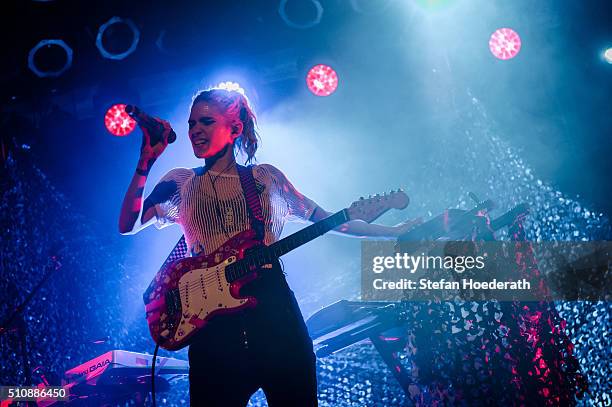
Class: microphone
125,105,177,144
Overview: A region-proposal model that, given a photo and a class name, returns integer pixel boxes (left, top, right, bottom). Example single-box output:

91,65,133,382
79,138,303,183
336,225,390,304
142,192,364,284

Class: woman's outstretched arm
309,206,422,240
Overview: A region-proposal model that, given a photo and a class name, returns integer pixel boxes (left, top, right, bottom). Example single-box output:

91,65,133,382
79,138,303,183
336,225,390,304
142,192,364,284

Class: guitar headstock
347,189,409,223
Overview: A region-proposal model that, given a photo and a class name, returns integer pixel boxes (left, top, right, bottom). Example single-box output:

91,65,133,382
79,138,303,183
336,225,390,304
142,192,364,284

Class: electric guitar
143,190,409,350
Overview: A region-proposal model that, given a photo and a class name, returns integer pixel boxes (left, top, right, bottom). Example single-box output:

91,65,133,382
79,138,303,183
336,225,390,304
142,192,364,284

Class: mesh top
145,164,317,256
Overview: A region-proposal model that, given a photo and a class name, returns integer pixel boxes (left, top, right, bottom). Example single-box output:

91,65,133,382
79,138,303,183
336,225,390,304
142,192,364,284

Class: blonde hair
192,86,259,163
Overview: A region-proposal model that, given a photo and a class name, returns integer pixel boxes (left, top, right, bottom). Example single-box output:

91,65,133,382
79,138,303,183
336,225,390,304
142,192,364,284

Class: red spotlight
489,28,522,60
104,103,136,136
306,64,339,96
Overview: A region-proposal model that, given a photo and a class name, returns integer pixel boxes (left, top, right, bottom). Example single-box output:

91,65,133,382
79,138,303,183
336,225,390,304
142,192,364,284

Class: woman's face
188,102,237,159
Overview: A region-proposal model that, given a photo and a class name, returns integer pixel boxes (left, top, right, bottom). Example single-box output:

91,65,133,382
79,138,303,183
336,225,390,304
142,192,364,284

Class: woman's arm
262,164,420,239
309,206,422,240
118,118,173,235
118,159,158,234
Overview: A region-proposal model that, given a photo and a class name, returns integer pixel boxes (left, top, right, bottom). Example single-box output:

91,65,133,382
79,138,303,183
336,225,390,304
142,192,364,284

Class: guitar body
143,229,261,350
142,189,409,350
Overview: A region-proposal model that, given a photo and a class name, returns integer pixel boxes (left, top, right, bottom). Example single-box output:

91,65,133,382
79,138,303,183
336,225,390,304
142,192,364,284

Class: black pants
188,264,317,406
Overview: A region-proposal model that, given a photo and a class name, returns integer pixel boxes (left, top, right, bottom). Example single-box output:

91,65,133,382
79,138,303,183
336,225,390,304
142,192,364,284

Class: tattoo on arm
142,180,178,217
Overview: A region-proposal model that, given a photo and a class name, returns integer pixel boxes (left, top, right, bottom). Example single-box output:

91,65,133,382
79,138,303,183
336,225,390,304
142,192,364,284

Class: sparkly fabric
147,164,317,256
402,219,588,406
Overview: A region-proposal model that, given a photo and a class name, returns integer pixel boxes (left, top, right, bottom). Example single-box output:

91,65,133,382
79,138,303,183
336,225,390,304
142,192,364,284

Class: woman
119,86,419,406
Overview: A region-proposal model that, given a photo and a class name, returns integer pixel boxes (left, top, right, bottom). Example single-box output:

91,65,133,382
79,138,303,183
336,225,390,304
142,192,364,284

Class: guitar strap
160,235,189,269
158,164,264,269
236,164,265,241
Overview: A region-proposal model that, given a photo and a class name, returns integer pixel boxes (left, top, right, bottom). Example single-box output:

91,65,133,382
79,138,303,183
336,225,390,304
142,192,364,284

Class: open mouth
193,139,209,147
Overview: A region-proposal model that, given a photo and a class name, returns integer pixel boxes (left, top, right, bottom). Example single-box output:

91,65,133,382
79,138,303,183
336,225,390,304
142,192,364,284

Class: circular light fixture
27,39,73,78
306,64,338,96
96,16,140,60
104,103,136,136
279,0,323,30
489,28,522,60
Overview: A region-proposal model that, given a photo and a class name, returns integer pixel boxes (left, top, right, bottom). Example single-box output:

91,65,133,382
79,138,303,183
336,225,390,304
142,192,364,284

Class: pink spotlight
104,103,136,136
306,64,339,96
489,28,522,60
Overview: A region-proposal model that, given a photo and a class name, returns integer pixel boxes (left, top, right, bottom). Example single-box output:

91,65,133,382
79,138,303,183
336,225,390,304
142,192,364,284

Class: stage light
306,64,338,96
489,28,522,60
604,48,612,64
27,39,73,78
216,81,245,95
279,0,323,29
104,104,136,136
96,17,140,60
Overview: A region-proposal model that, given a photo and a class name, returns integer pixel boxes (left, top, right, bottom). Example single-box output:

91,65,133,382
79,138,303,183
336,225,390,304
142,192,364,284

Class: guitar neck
226,209,349,283
271,209,350,257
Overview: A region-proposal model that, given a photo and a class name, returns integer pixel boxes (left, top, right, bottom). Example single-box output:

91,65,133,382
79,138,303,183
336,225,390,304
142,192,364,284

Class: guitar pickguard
173,256,249,342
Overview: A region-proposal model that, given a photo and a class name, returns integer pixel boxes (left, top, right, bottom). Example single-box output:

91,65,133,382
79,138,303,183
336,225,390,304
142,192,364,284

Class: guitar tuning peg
359,196,364,200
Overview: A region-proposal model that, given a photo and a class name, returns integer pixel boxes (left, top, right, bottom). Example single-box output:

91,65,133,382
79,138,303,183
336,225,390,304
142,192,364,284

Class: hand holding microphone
126,105,177,144
126,105,176,175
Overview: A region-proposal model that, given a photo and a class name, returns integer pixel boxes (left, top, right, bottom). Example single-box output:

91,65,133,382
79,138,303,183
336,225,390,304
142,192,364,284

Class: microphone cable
151,342,160,407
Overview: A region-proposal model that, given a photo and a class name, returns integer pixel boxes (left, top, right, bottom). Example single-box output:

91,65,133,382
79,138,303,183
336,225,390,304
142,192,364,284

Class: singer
118,85,420,406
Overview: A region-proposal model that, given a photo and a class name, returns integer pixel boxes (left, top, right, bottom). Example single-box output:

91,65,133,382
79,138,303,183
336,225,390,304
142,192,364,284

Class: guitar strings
175,215,325,293
179,261,263,293
179,267,242,290
177,251,268,288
